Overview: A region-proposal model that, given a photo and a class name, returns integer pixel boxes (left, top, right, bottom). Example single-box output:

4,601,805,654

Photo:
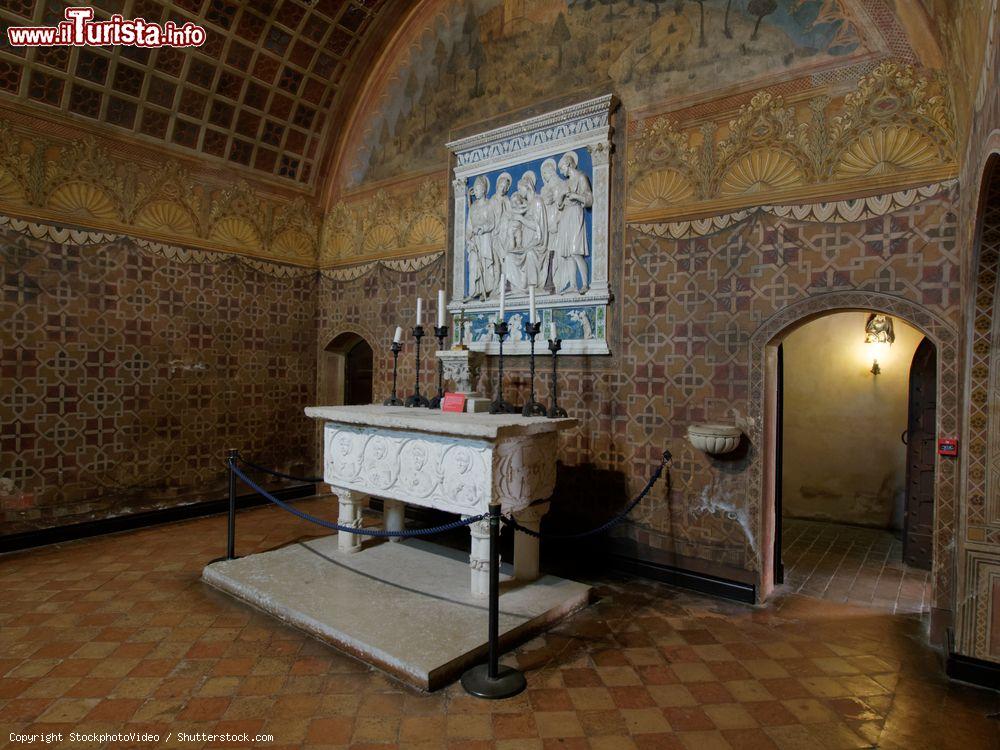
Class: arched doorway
770,311,933,612
750,292,959,623
319,332,375,406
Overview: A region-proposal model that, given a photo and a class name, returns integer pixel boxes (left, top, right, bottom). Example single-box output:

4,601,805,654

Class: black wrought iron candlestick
521,322,547,417
384,341,403,406
405,326,431,408
547,338,568,418
428,325,449,408
489,320,515,414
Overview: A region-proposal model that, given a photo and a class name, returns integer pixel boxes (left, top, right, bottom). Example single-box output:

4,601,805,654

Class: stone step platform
202,536,591,691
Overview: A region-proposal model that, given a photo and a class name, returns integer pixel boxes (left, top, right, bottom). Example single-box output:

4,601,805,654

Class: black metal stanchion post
461,503,526,699
226,449,238,560
521,322,546,417
384,341,403,406
547,339,568,418
489,321,515,414
428,325,448,408
405,325,430,408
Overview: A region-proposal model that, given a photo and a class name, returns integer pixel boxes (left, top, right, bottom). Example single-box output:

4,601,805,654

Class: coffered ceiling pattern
0,0,388,188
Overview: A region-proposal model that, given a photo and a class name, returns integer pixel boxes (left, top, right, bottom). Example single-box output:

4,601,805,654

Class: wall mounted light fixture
865,313,895,375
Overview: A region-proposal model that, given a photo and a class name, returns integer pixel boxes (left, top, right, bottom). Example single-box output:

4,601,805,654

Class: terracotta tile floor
1,499,997,750
780,520,932,614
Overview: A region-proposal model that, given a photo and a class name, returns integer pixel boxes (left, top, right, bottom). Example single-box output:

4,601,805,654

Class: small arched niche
319,331,375,406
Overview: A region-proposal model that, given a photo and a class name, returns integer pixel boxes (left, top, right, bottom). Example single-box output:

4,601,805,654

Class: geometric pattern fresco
0,0,387,186
317,184,962,601
0,225,317,532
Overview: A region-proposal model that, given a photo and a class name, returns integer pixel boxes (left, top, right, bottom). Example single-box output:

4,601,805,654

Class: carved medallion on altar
447,95,614,356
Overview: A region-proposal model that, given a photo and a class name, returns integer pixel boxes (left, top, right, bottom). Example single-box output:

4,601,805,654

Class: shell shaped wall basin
687,423,742,455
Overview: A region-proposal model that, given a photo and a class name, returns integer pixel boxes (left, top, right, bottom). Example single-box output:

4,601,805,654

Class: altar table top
305,405,578,440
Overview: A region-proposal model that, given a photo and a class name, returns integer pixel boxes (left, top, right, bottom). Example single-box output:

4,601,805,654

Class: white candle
529,286,536,325
549,321,557,341
416,298,422,325
498,275,506,319
393,326,403,343
437,290,446,327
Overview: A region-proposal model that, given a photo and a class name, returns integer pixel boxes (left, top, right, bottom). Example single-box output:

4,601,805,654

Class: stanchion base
521,400,547,417
383,397,404,406
489,399,516,415
460,663,527,699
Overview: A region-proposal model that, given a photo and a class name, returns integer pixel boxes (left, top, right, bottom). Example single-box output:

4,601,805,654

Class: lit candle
416,298,422,325
529,286,536,325
549,321,557,341
498,275,506,319
437,289,446,327
393,326,403,343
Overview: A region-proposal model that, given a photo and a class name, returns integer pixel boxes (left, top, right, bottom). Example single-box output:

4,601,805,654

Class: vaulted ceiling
0,0,410,192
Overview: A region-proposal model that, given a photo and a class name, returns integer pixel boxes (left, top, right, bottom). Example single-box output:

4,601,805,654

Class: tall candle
529,286,536,324
437,289,446,327
416,298,422,325
498,275,506,319
393,326,403,343
549,321,557,341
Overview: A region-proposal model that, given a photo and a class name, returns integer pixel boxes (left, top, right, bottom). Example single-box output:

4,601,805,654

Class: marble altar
304,405,578,596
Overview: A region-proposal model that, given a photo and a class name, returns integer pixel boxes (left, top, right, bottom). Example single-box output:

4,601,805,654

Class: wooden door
344,339,374,405
904,337,936,570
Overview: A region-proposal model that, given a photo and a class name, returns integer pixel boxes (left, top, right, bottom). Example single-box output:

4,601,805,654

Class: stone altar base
202,537,590,691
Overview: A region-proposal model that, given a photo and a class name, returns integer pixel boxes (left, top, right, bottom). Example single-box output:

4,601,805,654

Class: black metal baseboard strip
0,483,316,554
946,650,1000,691
610,553,757,604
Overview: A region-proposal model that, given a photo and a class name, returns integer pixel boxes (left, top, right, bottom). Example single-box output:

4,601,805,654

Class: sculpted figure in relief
509,170,548,290
539,158,567,293
466,174,497,301
491,172,516,292
552,151,592,294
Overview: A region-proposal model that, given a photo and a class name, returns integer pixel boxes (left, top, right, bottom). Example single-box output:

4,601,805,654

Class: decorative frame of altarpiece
446,95,614,355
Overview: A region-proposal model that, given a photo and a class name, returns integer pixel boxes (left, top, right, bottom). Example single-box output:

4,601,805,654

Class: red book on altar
441,392,466,413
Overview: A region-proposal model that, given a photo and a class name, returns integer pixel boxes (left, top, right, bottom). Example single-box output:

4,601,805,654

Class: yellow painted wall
782,312,924,529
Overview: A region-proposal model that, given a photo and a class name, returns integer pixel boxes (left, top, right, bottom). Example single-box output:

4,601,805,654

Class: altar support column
466,515,491,597
513,502,549,581
335,488,368,554
383,500,405,540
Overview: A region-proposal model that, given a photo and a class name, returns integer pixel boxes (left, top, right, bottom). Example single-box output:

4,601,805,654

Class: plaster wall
781,312,922,529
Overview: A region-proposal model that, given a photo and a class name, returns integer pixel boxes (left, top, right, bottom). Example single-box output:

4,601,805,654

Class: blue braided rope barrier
502,449,672,540
237,456,323,484
231,463,488,538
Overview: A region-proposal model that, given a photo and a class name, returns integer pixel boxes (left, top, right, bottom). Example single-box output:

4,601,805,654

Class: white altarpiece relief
447,95,615,355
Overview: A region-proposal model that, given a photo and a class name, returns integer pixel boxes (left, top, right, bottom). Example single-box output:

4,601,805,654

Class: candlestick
437,290,446,327
383,341,403,406
521,321,546,417
416,298,423,326
404,325,430,408
428,324,449,409
546,338,567,419
529,286,536,325
489,320,515,414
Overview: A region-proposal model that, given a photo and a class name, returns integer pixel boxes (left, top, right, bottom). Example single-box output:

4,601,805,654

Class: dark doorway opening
344,338,374,406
